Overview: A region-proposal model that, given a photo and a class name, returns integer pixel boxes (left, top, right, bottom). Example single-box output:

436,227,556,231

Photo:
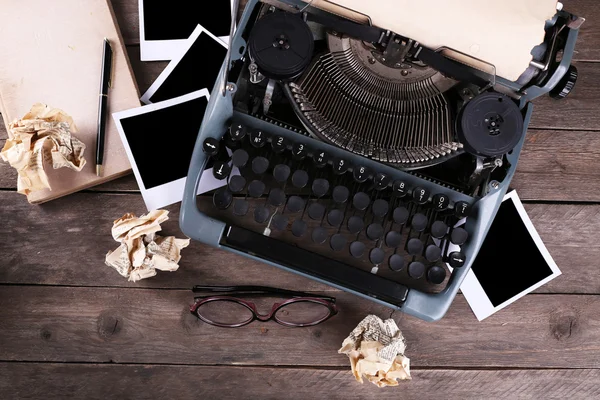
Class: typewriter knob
549,65,578,100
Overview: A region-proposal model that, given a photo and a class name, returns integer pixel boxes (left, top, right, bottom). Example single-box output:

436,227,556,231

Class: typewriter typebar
180,0,583,321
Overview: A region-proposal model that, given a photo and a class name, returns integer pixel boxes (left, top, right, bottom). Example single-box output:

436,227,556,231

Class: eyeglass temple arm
192,285,336,301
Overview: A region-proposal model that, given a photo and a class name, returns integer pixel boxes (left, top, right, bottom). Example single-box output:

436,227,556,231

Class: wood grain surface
0,286,598,368
1,0,599,399
1,363,599,400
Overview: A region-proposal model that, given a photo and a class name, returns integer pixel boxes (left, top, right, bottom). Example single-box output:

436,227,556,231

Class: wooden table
1,1,599,398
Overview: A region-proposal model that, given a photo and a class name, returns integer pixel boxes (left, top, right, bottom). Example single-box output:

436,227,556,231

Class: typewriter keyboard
201,119,473,293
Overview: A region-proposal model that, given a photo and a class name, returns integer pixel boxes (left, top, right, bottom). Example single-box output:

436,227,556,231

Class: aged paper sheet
308,0,557,80
339,315,411,387
0,103,86,195
105,210,190,281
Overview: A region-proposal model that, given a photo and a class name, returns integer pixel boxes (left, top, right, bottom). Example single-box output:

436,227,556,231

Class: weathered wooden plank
530,61,600,131
111,0,599,63
0,285,598,368
1,191,599,293
511,129,600,202
1,363,600,400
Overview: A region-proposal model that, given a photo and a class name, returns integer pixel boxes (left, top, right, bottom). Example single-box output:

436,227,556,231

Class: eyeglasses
190,285,338,328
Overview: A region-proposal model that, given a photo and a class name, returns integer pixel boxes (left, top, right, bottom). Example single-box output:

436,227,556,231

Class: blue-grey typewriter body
180,0,583,321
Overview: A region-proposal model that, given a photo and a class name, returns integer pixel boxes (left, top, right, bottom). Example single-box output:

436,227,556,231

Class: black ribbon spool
457,92,524,157
248,11,314,81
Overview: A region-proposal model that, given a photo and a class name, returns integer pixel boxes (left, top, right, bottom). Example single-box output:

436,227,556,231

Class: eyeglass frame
189,285,338,328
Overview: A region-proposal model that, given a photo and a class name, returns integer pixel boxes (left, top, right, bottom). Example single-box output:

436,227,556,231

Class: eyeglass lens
198,299,254,326
274,300,331,325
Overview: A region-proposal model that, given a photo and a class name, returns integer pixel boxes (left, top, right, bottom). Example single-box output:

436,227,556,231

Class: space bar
221,225,408,306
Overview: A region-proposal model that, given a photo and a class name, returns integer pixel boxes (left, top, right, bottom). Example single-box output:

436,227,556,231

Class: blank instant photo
139,0,232,61
141,25,228,104
451,190,561,321
112,90,224,211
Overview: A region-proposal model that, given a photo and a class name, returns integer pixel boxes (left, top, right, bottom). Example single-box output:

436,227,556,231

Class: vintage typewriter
180,0,583,321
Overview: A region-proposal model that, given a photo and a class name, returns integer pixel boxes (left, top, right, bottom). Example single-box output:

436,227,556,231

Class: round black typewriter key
366,223,384,241
432,193,450,210
313,150,330,168
430,220,448,239
450,227,469,245
385,231,402,248
229,123,247,141
448,251,466,268
411,213,428,232
232,199,249,216
369,248,385,265
349,241,366,258
250,130,268,148
352,192,370,211
425,244,442,262
291,220,308,237
406,238,424,255
332,157,350,175
271,136,288,153
202,137,220,156
454,201,471,218
374,172,392,191
408,261,425,279
232,149,249,168
389,254,405,272
327,209,344,227
332,186,349,204
330,234,347,251
392,180,409,197
248,180,266,198
292,142,308,160
412,186,430,204
291,170,309,188
267,188,286,207
353,165,370,183
228,175,246,193
311,227,328,244
393,206,409,225
273,164,291,183
372,199,389,218
212,160,231,180
254,206,270,223
427,265,446,284
312,178,330,198
347,216,364,234
287,196,305,213
252,157,269,175
308,203,326,220
213,187,232,210
272,214,288,231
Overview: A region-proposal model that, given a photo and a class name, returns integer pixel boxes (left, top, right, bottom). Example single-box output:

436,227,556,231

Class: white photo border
453,190,561,321
140,24,228,104
112,89,224,211
139,0,233,61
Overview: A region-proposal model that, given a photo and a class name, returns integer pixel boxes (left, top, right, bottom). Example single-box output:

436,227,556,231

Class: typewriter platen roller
180,0,584,321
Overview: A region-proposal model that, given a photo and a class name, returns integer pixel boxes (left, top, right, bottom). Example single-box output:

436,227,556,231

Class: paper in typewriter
307,0,558,81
